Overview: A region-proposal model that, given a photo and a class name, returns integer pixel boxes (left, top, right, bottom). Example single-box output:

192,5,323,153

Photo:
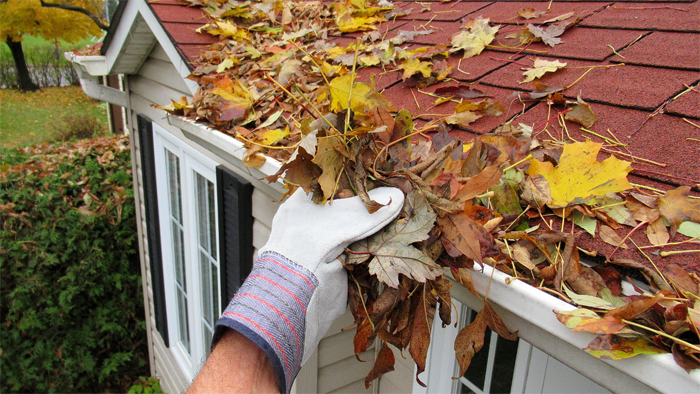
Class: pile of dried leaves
160,0,700,385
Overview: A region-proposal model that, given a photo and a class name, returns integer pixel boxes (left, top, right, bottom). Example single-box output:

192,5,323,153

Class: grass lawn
0,86,109,149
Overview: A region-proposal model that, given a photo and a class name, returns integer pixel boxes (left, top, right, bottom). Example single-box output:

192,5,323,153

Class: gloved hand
213,187,404,394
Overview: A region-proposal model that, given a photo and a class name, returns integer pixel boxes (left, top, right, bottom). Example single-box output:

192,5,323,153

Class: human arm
188,187,404,394
187,329,279,394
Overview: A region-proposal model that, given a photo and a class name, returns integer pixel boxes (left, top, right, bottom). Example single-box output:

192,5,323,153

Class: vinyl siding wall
130,43,400,394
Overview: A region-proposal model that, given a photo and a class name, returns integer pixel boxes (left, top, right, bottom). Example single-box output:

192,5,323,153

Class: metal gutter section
451,264,700,394
167,115,285,195
65,54,127,107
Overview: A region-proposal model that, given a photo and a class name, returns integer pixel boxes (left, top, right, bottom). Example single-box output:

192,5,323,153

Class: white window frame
153,123,221,380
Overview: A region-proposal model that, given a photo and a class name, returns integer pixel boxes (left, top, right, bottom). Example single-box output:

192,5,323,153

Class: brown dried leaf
365,342,396,388
453,165,503,205
599,225,628,249
657,186,700,233
410,285,437,386
605,292,664,321
454,305,488,377
647,217,670,246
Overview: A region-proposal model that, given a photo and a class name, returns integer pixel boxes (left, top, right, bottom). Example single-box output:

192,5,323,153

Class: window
413,299,530,394
458,308,521,394
153,124,221,378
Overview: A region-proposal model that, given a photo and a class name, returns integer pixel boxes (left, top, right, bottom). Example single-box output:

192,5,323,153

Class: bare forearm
187,329,279,394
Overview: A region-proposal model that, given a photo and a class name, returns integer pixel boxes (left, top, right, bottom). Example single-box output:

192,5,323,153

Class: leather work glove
213,187,404,394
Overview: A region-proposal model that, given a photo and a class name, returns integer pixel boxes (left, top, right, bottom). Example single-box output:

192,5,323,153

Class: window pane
173,225,185,289
196,174,209,253
166,150,182,222
177,288,190,355
211,261,219,317
200,251,212,326
208,179,217,257
489,336,519,394
202,323,213,357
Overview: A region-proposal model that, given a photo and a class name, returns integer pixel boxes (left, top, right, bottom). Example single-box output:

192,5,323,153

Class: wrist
214,252,318,394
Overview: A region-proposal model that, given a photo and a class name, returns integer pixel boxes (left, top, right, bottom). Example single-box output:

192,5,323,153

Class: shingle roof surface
148,0,700,271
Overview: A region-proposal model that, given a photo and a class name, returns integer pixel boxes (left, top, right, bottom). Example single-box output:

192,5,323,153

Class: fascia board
453,264,700,393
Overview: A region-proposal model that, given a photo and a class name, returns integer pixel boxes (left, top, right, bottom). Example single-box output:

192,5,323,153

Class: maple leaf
526,22,566,47
450,17,500,58
326,75,395,113
346,191,443,288
520,58,567,83
398,58,433,80
657,186,700,233
586,335,665,360
527,140,632,207
204,20,250,41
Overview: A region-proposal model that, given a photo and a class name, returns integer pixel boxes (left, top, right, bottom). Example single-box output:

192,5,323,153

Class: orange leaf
573,315,627,335
605,293,664,321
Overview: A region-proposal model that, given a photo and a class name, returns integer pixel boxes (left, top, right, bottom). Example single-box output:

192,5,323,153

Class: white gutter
453,265,700,393
64,53,127,107
166,114,700,393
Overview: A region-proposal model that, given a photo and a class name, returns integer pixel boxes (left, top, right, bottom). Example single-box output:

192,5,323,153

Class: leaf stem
352,275,375,332
607,220,646,261
638,235,700,249
660,250,700,257
629,238,671,289
502,154,533,172
621,319,700,353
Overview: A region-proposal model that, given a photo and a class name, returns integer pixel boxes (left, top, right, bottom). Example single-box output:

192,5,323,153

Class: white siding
129,41,377,394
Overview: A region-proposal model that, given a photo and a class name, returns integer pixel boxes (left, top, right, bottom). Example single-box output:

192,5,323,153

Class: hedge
0,135,148,392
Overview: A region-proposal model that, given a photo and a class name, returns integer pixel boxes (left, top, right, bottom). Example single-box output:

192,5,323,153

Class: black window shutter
216,166,254,312
137,115,169,347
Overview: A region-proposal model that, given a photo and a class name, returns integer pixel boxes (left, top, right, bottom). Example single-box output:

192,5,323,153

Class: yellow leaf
520,58,567,83
256,127,290,146
312,133,345,200
207,20,250,41
217,58,237,73
445,111,482,127
527,140,632,207
360,54,380,67
326,75,395,113
450,17,500,58
397,58,432,80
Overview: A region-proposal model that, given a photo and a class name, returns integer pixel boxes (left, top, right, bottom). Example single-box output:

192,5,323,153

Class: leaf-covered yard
0,86,108,148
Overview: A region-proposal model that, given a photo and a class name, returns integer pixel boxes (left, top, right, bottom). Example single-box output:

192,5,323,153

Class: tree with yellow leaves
0,0,107,91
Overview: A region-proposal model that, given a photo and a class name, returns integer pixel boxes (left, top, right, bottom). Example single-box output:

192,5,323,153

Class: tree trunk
6,37,39,92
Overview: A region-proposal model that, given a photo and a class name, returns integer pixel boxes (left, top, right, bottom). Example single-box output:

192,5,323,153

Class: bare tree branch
40,0,110,31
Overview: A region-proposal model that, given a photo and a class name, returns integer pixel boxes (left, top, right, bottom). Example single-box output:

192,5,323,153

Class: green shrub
0,135,148,392
53,114,106,142
128,377,166,394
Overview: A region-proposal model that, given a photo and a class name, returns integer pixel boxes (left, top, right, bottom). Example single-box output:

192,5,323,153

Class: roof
145,0,699,271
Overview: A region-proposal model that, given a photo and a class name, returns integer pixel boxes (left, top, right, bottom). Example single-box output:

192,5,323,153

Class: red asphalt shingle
392,1,491,22
580,1,700,32
477,1,609,25
610,31,700,70
665,85,700,119
480,59,700,110
146,0,700,269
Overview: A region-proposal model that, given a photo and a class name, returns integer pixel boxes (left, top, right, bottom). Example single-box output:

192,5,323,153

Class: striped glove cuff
213,252,318,394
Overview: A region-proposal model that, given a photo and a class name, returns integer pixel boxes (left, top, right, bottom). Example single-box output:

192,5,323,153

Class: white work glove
213,187,404,394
